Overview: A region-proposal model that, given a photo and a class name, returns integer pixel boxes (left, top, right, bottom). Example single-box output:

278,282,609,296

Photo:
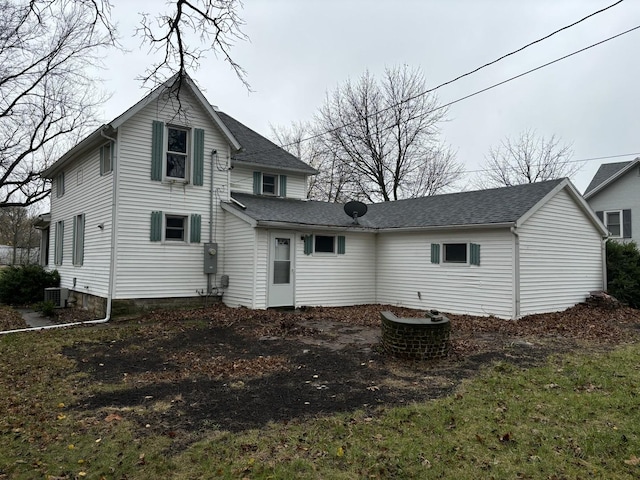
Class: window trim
165,125,191,182
604,209,623,238
164,214,188,242
261,173,279,196
442,242,468,264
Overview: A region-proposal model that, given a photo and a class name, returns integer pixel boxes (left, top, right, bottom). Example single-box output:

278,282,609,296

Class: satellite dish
344,201,368,224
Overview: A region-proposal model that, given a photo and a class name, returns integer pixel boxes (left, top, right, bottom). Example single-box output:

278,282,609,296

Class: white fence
0,245,40,265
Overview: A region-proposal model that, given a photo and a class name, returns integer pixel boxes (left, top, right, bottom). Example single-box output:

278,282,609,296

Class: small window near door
314,235,335,253
443,243,467,263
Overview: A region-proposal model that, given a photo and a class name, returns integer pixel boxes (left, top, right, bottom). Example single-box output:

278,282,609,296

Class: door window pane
274,237,290,284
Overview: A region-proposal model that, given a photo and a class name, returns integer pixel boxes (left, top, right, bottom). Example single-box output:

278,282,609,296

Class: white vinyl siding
587,165,639,245
114,88,229,299
376,229,514,318
222,213,257,308
230,164,308,199
518,188,603,316
295,232,376,307
48,147,113,296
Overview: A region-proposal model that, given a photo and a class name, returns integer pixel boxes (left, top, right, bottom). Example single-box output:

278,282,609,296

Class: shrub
0,265,60,306
35,300,57,317
606,241,640,308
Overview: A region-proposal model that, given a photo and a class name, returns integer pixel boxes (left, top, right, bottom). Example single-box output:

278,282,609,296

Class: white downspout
602,236,609,291
510,225,520,320
0,128,118,335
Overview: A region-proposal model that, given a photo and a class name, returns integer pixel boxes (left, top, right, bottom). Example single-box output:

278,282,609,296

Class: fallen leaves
625,455,640,466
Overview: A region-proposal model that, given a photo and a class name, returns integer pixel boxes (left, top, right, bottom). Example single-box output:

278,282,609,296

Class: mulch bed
62,302,640,447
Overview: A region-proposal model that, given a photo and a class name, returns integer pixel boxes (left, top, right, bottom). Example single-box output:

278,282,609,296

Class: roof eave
377,222,516,233
231,159,319,175
583,158,640,200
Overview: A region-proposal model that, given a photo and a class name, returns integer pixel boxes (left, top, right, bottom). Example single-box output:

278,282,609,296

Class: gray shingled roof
228,179,565,230
217,111,318,174
584,161,632,195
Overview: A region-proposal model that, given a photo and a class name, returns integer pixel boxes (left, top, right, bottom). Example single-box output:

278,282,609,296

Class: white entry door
268,232,294,307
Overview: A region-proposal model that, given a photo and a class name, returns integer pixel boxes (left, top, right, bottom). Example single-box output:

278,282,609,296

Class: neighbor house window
54,220,64,265
72,214,85,266
56,172,65,198
605,211,621,237
100,141,113,175
166,126,189,179
165,215,187,241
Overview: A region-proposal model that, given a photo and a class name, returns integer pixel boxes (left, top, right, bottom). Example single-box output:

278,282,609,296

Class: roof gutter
376,221,516,233
231,159,319,176
256,220,376,232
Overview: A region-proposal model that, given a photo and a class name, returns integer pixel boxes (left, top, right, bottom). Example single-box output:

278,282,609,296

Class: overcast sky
100,0,640,194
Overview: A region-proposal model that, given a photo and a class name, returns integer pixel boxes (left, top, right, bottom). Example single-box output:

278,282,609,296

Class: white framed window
72,214,85,266
56,172,65,198
166,126,190,180
165,215,187,241
605,210,622,238
443,243,467,263
54,220,64,265
431,242,480,266
262,173,278,195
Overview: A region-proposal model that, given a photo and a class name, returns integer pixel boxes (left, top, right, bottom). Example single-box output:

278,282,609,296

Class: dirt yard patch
62,303,640,446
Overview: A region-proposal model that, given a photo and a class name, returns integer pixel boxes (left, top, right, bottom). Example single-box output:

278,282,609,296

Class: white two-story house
40,73,607,319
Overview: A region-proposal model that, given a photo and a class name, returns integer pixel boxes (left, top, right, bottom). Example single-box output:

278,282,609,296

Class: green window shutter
337,235,346,255
190,214,202,243
470,243,480,266
430,243,440,264
150,211,163,241
279,175,287,197
79,215,85,266
151,120,164,181
253,171,261,195
193,128,205,186
99,146,105,175
623,209,632,238
304,234,313,255
72,216,77,264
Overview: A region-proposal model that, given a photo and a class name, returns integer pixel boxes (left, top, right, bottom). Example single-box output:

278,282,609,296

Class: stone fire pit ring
380,310,451,360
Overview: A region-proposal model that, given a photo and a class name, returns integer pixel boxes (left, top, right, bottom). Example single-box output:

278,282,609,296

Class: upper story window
56,172,65,198
262,174,278,195
253,171,287,197
166,126,189,180
150,121,205,186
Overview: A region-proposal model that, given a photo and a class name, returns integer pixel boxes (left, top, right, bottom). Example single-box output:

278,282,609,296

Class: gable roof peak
584,158,640,198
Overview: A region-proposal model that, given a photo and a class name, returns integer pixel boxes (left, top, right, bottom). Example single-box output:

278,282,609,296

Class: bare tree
0,0,117,208
1,0,248,208
271,121,356,202
315,65,463,202
476,130,579,188
0,206,39,264
137,0,249,90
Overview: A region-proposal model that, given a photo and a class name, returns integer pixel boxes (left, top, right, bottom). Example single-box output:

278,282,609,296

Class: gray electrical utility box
203,243,218,274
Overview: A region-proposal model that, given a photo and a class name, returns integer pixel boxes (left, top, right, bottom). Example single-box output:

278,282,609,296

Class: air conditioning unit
44,287,69,308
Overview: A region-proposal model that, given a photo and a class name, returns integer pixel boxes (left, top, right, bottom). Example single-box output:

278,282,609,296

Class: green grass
1,320,640,479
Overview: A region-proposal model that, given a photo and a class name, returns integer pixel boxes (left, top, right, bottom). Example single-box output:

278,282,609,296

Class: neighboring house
39,73,607,319
584,158,640,245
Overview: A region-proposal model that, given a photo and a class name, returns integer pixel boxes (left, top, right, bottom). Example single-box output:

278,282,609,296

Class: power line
462,152,640,175
238,1,629,158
